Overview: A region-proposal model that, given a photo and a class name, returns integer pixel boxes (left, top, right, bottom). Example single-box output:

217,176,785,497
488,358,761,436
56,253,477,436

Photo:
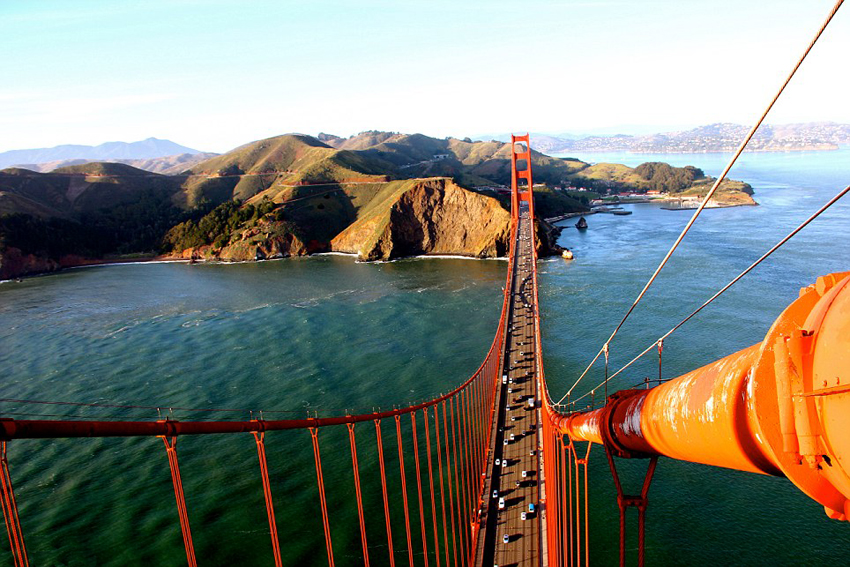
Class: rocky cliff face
331,178,512,261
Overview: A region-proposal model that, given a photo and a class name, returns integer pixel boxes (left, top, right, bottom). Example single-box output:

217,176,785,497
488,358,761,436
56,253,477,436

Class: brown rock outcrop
331,178,513,261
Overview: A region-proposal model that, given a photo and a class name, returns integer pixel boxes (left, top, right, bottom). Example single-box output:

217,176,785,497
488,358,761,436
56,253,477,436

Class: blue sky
1,0,847,153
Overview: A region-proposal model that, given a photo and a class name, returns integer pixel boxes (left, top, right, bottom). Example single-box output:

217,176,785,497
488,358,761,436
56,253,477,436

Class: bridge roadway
476,201,543,567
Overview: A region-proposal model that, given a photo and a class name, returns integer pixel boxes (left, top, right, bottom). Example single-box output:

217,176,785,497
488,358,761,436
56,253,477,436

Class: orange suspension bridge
2,3,850,565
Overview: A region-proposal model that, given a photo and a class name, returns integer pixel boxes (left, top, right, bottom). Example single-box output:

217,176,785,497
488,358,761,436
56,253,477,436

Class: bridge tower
510,134,535,224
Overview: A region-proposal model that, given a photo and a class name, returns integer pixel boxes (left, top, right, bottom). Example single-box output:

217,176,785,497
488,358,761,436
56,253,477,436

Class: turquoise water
1,148,849,564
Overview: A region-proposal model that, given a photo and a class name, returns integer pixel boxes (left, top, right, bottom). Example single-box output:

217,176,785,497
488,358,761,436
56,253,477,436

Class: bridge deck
477,202,542,566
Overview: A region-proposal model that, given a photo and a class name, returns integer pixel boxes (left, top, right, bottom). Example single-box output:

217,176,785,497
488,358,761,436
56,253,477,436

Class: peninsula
0,131,754,280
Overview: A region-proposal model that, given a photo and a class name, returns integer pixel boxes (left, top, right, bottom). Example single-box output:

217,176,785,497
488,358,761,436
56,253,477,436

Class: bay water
1,148,849,565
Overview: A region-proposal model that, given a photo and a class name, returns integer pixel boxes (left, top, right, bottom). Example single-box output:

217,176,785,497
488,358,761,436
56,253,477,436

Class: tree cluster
162,199,276,252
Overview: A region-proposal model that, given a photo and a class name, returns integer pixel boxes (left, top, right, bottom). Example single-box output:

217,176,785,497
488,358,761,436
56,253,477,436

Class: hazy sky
1,0,847,153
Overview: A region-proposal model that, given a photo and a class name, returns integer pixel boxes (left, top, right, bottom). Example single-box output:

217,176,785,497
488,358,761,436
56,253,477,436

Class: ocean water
1,148,849,565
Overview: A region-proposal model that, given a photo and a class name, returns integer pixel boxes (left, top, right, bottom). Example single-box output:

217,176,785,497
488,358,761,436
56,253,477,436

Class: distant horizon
2,119,848,157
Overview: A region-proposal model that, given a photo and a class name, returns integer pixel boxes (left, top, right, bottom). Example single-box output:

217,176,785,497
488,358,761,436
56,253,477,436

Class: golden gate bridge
2,2,849,565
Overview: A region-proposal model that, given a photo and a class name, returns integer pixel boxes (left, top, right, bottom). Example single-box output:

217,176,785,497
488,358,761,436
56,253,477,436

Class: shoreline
2,250,513,283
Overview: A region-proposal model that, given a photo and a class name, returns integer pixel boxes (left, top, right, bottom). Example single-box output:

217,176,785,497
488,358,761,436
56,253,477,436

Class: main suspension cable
562,0,845,402
563,184,850,407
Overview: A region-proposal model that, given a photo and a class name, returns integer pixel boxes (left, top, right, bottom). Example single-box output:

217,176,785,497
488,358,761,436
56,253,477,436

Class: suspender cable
160,435,196,567
410,413,430,567
394,415,415,567
436,403,457,567
423,409,442,567
559,0,845,404
0,442,28,567
448,398,468,565
309,428,335,567
252,431,282,567
346,424,370,567
460,389,474,527
569,183,850,407
374,420,396,567
458,393,474,561
561,439,569,567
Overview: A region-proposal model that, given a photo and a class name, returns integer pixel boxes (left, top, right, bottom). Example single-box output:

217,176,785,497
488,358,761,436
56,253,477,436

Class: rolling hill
0,137,204,170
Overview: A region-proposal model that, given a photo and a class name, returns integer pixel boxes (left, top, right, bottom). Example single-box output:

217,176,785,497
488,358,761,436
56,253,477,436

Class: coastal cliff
331,178,512,260
172,178,564,263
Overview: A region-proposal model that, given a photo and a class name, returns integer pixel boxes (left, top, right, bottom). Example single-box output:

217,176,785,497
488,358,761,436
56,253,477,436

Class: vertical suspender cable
160,435,197,567
436,403,457,567
448,398,467,565
309,428,335,567
456,395,473,562
394,415,415,567
346,424,370,567
0,442,28,567
252,431,282,567
423,409,442,567
410,413,430,567
374,420,396,567
561,439,568,567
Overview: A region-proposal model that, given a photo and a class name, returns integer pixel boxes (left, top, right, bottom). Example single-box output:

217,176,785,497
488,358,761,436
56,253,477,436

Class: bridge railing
1,226,519,566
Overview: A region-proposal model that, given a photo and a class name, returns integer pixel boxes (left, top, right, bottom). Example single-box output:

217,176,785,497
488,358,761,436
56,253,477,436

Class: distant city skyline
1,0,847,153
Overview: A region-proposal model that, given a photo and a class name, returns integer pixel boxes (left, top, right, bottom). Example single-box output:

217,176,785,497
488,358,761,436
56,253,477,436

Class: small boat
612,210,633,216
561,249,574,260
575,217,588,230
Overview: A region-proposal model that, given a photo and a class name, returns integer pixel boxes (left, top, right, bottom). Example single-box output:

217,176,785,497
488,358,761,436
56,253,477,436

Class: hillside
163,177,563,263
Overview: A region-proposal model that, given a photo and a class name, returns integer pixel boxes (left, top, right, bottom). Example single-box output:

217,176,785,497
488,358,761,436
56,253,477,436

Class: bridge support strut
603,447,658,567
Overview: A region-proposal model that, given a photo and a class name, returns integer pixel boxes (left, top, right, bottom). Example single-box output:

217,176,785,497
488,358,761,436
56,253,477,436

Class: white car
492,490,498,499
495,458,501,466
502,533,509,544
509,434,515,441
521,512,527,521
498,497,505,510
